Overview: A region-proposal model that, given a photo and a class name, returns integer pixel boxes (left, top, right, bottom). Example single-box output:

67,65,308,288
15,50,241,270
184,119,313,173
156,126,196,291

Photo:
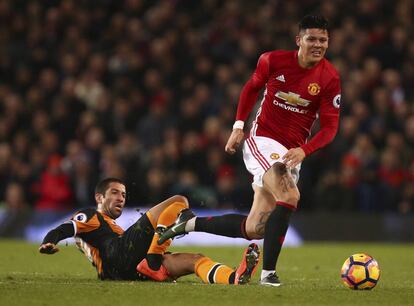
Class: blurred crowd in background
1,0,414,237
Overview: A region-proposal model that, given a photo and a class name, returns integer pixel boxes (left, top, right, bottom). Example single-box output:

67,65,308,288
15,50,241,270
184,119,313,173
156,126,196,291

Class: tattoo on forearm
255,211,271,236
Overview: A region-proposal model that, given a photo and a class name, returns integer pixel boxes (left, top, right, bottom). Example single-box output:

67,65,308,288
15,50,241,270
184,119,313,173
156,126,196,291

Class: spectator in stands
0,182,31,238
0,0,413,215
31,154,74,225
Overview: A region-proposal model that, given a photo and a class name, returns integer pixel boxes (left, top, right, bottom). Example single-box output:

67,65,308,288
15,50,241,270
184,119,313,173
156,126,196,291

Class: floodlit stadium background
0,0,414,243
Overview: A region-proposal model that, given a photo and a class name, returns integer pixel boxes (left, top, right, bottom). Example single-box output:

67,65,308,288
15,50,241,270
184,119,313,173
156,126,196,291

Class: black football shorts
103,213,155,280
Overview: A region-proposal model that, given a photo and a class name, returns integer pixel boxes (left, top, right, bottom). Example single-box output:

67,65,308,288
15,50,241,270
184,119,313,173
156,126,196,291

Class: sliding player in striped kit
39,177,259,285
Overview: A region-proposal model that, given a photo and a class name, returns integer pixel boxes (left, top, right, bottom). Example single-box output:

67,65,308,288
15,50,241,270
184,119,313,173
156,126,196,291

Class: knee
269,162,300,205
245,222,264,240
174,195,189,208
195,253,204,259
188,253,205,264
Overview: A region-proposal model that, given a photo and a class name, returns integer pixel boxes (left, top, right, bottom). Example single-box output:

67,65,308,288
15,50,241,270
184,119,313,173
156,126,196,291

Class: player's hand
225,129,244,154
282,147,306,169
39,243,59,254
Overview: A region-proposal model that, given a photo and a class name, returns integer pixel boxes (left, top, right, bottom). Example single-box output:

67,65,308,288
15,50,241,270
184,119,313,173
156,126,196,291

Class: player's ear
295,35,301,47
95,193,103,204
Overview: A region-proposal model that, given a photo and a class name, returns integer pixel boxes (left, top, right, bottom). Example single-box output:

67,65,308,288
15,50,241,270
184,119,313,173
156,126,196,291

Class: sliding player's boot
157,208,195,245
137,258,169,281
235,243,260,285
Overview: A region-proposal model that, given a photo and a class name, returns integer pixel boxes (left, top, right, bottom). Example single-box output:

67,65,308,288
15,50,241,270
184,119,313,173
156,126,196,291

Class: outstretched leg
162,243,260,285
157,212,251,245
157,189,275,245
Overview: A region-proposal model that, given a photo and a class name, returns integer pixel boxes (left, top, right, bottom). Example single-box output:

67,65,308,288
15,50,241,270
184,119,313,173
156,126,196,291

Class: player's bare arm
39,243,59,254
225,128,244,154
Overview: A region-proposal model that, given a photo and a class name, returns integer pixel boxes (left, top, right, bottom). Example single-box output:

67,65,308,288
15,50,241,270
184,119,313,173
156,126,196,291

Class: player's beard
110,204,123,218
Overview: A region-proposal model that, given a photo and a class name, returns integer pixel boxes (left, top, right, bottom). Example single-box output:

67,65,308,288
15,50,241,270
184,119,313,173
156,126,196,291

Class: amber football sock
194,256,235,284
147,201,188,270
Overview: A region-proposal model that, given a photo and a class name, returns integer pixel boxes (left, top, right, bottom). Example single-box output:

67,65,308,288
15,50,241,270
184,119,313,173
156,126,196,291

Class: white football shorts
242,136,301,187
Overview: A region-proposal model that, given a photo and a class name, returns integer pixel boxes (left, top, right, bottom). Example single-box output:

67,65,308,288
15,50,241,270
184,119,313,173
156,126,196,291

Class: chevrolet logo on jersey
275,91,311,107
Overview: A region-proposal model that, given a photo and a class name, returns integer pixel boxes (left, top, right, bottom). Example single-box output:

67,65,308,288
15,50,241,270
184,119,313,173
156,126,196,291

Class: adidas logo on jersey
276,75,285,82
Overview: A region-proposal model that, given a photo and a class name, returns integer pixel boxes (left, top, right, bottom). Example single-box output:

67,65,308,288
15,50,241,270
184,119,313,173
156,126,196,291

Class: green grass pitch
0,240,413,306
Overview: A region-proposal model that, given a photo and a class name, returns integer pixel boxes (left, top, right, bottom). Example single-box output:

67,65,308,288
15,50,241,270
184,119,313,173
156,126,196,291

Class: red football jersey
236,50,341,156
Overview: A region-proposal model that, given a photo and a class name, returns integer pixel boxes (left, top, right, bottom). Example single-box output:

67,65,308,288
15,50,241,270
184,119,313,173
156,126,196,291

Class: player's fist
39,243,59,254
282,147,306,168
225,129,244,154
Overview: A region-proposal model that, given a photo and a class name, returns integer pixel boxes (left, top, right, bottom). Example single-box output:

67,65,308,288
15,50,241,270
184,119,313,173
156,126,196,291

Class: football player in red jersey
158,15,341,286
39,177,260,285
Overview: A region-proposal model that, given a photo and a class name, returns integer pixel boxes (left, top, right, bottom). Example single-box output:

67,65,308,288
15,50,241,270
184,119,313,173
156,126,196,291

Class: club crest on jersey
275,91,311,107
308,83,320,96
270,153,280,160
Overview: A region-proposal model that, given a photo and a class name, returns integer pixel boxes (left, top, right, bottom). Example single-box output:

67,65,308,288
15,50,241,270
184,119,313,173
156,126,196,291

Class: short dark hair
95,177,125,195
299,15,329,32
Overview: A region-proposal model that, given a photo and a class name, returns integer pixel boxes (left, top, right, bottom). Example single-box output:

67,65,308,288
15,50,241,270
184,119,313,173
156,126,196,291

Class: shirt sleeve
41,223,75,245
40,208,99,245
235,52,271,121
301,76,341,156
70,208,100,235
